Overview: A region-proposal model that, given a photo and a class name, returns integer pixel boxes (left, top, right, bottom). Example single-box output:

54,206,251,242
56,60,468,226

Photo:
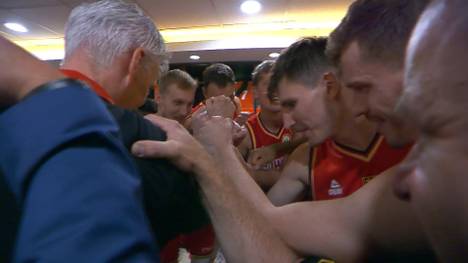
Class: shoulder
106,104,166,147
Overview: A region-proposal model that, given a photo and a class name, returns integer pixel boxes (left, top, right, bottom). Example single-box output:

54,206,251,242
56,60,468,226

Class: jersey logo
282,134,291,143
328,179,343,196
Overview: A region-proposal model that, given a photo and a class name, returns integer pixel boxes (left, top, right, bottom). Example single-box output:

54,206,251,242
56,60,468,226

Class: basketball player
237,60,294,190
266,37,409,205
156,69,197,124
133,0,439,261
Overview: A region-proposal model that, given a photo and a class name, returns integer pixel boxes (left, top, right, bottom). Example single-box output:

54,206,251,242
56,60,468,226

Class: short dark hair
202,63,235,89
252,60,275,86
159,69,197,94
326,0,430,69
269,37,330,99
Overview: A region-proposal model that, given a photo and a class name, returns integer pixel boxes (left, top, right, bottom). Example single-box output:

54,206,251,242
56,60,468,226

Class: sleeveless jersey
308,135,411,200
246,112,293,170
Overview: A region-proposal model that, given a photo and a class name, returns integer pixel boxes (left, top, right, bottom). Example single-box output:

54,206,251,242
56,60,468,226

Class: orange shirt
308,135,411,200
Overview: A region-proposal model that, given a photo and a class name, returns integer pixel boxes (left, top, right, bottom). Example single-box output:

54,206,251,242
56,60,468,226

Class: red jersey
246,112,293,170
308,135,411,201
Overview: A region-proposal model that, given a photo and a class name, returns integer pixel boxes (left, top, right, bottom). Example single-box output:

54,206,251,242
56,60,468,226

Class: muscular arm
248,133,307,169
267,142,310,206
271,169,431,261
237,134,283,191
135,116,432,262
203,145,430,261
197,145,300,263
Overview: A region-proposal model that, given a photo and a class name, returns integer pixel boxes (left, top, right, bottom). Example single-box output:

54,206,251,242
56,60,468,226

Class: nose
351,92,370,118
282,112,295,129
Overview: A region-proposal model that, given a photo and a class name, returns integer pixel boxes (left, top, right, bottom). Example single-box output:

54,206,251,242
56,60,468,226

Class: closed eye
281,100,297,110
346,81,372,92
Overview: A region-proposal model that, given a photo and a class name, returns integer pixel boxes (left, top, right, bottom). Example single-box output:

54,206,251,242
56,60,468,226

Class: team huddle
1,0,467,262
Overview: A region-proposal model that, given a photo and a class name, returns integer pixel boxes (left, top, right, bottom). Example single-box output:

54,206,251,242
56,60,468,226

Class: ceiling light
190,55,200,60
241,0,262,15
4,22,28,33
269,52,280,58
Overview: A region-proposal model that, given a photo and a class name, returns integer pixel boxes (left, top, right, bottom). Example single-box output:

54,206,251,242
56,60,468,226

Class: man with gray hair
0,0,210,261
61,0,211,251
62,0,165,108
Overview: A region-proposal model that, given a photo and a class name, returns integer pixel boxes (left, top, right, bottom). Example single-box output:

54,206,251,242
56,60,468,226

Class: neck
332,111,377,152
258,109,283,133
62,50,126,105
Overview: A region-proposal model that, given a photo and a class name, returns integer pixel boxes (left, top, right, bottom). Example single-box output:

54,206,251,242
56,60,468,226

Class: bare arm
0,36,63,107
248,133,307,169
237,137,283,191
267,142,310,206
197,126,430,261
249,169,281,191
132,115,299,263
270,169,431,261
134,116,431,262
237,132,280,191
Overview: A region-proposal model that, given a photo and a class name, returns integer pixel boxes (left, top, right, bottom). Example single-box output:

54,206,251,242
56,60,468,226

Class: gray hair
64,0,166,67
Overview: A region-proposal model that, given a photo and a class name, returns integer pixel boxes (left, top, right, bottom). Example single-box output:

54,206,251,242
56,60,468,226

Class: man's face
339,41,417,147
255,72,281,113
278,77,332,146
393,3,468,259
128,55,160,108
157,84,195,124
204,82,235,100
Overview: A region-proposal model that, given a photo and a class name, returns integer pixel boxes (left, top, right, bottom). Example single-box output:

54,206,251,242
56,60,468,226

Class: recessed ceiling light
4,22,28,33
269,52,280,58
241,0,262,15
190,55,200,60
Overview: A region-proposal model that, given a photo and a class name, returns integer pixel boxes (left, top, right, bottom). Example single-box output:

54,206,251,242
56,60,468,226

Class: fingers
192,109,209,133
232,122,247,146
192,104,206,115
131,140,177,158
205,95,235,118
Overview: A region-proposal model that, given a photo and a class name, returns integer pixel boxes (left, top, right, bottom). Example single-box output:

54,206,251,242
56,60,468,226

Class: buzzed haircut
252,60,275,86
268,37,330,99
202,63,235,89
326,0,430,69
159,69,197,94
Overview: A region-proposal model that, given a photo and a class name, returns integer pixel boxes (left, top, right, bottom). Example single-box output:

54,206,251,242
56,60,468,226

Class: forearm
195,147,298,263
236,149,281,191
0,36,62,107
251,169,281,191
270,171,431,261
267,181,305,207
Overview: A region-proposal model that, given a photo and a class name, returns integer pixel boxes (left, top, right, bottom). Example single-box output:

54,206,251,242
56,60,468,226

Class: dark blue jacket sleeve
0,83,158,262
